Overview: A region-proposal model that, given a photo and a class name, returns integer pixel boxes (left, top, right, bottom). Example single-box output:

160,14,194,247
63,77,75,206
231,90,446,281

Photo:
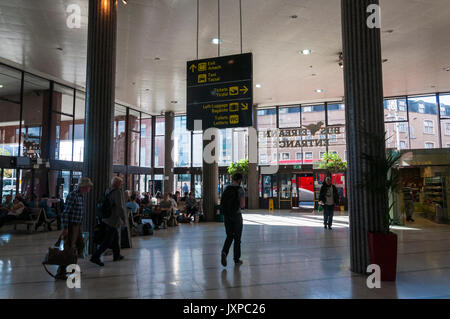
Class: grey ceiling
0,0,450,114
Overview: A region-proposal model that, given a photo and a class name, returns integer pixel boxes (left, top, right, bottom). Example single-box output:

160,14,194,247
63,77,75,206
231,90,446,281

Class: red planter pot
367,232,398,281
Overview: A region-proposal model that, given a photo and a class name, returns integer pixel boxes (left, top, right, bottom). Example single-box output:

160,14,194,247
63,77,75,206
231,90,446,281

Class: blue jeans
323,205,334,227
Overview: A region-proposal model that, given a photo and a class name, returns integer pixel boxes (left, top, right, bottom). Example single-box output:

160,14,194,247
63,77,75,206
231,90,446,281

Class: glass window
279,106,300,128
140,113,152,167
0,66,22,157
129,131,140,166
53,84,75,115
302,104,326,163
73,91,85,162
174,174,190,194
194,175,202,198
192,131,203,167
424,120,434,134
174,116,191,167
439,94,450,119
384,98,407,122
385,122,410,150
219,128,232,166
408,96,439,149
128,109,140,132
53,113,73,161
327,103,345,126
154,117,165,168
441,121,450,148
257,108,276,130
113,104,127,165
21,74,50,159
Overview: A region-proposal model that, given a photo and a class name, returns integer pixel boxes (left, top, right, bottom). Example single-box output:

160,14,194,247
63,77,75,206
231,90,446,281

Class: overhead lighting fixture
0,85,3,88
256,84,261,88
211,38,222,45
290,15,298,19
171,101,178,104
315,89,323,93
122,0,128,4
300,49,312,55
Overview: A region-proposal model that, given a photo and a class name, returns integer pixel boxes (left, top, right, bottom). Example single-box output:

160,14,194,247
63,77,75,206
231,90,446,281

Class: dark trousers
222,214,243,262
92,224,120,260
323,205,334,227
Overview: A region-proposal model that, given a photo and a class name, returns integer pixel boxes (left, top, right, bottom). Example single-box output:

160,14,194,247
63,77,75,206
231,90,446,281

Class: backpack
137,222,153,236
220,185,241,216
96,189,116,219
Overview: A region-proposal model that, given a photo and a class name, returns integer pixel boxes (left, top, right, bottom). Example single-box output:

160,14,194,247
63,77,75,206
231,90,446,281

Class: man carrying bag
44,177,93,280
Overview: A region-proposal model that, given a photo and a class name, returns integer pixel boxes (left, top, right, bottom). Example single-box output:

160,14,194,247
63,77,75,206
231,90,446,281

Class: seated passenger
26,193,38,208
126,194,140,215
0,197,27,227
185,192,198,220
181,192,189,202
0,195,13,215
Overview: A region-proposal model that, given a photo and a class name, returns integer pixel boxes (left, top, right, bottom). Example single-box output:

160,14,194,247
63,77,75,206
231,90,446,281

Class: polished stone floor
0,210,449,299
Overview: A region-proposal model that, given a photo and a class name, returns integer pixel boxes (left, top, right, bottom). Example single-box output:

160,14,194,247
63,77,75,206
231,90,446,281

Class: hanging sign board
186,53,253,130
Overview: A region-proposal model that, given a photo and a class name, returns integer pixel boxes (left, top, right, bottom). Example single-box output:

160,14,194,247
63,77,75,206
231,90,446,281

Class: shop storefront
396,149,450,224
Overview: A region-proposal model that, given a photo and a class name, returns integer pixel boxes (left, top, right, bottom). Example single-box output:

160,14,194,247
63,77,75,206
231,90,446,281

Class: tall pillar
164,111,174,194
341,0,388,274
248,105,259,209
83,0,117,252
203,129,219,221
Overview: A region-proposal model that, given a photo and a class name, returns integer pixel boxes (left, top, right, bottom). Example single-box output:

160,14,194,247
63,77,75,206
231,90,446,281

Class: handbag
42,235,78,278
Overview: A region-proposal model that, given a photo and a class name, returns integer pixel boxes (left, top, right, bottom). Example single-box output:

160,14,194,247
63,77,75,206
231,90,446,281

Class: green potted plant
227,158,249,178
318,152,348,172
357,131,402,281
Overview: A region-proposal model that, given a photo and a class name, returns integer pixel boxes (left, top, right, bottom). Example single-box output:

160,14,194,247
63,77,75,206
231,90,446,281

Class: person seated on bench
26,193,38,208
0,195,13,215
185,192,198,221
0,196,27,227
181,192,189,202
158,193,173,227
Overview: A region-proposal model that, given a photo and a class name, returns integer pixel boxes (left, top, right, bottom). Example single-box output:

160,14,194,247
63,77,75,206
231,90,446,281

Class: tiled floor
0,211,449,299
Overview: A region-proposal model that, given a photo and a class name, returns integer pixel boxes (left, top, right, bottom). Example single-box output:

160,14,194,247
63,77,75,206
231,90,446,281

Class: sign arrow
240,85,248,94
189,64,197,73
241,103,248,110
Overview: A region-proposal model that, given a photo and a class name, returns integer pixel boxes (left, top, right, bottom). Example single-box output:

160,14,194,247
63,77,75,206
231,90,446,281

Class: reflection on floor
0,211,449,299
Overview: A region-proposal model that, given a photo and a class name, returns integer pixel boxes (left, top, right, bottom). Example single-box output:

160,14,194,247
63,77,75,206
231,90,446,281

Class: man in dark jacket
319,176,339,230
220,173,245,267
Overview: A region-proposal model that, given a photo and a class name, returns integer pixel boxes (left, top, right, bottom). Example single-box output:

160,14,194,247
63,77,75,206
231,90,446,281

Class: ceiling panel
0,0,449,114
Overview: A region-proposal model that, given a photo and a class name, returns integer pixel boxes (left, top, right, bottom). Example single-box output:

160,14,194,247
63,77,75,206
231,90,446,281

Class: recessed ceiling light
443,67,450,72
300,49,312,55
122,0,128,4
211,38,222,45
383,29,394,33
0,84,3,88
171,101,178,104
256,84,261,88
315,89,323,93
382,59,389,63
290,15,298,19
56,47,63,51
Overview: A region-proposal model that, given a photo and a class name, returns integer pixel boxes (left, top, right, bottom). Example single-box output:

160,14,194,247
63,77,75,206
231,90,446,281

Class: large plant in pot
358,132,402,281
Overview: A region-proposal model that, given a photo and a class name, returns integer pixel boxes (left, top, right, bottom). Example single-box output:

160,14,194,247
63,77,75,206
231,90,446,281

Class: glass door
279,173,292,209
259,174,278,209
298,174,314,209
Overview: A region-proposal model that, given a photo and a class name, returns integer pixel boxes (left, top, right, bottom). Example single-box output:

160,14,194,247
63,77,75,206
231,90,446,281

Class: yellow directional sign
189,64,196,73
198,62,207,72
241,103,248,110
240,85,248,94
229,103,239,112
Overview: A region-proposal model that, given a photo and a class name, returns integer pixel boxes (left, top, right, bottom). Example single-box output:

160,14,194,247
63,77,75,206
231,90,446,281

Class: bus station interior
0,0,449,299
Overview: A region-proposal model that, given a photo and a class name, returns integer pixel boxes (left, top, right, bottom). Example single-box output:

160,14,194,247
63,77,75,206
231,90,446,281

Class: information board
186,53,253,130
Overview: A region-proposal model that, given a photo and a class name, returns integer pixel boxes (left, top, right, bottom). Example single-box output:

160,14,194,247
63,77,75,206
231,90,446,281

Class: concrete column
248,105,259,209
202,128,219,221
83,0,117,252
341,0,388,274
164,111,174,194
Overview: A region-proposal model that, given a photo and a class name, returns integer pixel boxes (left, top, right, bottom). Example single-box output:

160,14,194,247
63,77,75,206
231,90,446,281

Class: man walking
319,176,339,230
220,173,245,266
56,177,93,280
91,176,126,266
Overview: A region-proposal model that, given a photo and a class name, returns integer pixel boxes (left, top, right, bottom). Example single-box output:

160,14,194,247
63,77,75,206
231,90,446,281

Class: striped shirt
61,189,85,229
